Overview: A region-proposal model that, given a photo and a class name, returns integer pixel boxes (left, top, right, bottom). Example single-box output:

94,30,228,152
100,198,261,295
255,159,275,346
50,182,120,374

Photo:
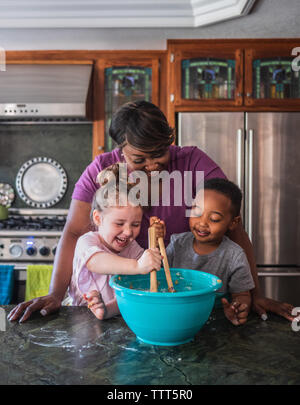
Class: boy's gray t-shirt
166,232,254,294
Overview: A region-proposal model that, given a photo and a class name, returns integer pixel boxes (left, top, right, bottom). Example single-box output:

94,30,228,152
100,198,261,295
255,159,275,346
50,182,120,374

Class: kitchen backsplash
0,122,93,209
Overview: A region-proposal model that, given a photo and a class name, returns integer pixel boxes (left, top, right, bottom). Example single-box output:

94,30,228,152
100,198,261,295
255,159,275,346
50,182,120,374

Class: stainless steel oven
0,119,93,303
0,208,67,302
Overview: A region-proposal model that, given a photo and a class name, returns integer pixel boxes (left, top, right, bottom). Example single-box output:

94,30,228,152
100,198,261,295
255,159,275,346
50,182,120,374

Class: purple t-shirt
72,145,226,249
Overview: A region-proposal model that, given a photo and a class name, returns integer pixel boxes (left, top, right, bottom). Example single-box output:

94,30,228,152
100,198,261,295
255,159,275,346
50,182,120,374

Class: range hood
0,64,92,118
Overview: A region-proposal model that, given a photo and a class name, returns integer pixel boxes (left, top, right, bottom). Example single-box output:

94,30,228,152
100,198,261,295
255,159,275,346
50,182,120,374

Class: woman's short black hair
109,100,174,151
204,178,242,217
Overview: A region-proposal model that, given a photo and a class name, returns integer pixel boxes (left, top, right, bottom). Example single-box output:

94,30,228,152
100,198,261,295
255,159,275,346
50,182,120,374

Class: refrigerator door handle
236,128,244,191
258,272,300,277
246,129,254,242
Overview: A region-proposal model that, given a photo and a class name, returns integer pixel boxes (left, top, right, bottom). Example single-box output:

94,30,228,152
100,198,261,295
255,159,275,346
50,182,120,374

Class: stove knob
52,246,57,255
26,246,37,256
39,246,50,256
9,244,23,258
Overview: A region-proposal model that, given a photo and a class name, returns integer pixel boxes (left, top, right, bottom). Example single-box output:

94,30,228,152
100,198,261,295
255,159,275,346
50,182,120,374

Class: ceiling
0,0,256,28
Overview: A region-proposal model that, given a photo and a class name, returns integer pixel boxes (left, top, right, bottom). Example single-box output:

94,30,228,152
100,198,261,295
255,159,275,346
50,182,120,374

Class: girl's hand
83,290,107,320
136,248,162,274
221,298,249,326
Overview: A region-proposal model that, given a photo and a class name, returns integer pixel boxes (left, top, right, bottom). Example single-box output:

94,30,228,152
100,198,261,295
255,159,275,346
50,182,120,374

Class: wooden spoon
148,226,158,292
157,236,175,293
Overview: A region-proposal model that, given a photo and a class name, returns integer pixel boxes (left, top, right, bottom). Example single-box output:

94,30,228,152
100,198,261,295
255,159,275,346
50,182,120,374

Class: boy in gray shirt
166,178,254,326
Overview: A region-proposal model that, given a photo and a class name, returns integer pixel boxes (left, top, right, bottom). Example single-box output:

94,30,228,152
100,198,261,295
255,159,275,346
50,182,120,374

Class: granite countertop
0,305,300,385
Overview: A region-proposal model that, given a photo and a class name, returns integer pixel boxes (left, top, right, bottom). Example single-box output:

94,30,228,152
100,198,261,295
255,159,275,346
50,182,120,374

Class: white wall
0,0,299,50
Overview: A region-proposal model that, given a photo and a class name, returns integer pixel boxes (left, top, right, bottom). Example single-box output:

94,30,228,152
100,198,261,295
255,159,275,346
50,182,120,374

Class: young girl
68,163,163,320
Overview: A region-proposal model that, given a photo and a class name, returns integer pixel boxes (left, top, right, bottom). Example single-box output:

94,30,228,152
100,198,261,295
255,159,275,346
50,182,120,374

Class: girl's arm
86,248,162,275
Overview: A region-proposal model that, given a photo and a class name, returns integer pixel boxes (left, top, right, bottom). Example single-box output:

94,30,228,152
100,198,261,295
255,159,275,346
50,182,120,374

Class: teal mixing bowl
109,268,222,346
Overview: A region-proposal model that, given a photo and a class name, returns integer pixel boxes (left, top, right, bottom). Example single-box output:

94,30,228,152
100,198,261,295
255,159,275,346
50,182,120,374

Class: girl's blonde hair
91,163,143,220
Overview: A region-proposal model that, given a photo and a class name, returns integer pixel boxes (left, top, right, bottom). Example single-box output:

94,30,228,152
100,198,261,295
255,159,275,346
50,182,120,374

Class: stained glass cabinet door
245,45,300,107
104,66,153,152
168,41,243,110
181,58,236,100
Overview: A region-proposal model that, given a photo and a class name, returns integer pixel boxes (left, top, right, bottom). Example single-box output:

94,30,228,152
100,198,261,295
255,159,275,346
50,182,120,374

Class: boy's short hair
204,178,242,217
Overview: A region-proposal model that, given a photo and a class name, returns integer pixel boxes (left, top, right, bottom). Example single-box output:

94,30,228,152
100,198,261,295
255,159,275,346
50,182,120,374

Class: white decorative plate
16,157,68,208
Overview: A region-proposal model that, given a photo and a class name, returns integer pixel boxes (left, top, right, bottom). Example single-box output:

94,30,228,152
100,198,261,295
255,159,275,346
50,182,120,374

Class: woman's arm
8,199,92,322
227,221,295,321
227,222,261,293
48,199,92,300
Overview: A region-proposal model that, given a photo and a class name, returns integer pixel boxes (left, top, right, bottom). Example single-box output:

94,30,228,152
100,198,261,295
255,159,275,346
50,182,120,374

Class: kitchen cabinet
167,40,244,110
245,42,300,107
166,39,300,125
92,52,166,155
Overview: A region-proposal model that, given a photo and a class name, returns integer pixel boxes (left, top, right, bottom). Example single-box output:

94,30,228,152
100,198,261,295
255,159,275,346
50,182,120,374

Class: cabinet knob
247,92,252,97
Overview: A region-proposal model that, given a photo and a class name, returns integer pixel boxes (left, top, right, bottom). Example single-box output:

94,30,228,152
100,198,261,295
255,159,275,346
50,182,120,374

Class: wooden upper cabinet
167,40,243,112
167,39,300,117
92,52,165,155
245,40,300,108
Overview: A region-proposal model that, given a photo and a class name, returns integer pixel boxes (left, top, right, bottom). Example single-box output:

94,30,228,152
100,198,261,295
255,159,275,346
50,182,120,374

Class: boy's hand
149,216,166,242
221,294,250,326
136,248,162,274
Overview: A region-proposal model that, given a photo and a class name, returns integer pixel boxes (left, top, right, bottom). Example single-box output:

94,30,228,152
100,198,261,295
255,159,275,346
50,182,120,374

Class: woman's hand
136,248,162,274
149,216,166,245
7,294,61,323
251,293,296,322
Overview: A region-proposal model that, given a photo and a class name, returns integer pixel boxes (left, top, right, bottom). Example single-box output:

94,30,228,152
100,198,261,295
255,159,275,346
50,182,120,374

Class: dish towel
25,265,53,301
0,265,15,305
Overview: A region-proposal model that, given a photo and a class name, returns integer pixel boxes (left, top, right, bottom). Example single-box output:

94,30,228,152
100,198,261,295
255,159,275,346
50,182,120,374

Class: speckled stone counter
1,305,300,385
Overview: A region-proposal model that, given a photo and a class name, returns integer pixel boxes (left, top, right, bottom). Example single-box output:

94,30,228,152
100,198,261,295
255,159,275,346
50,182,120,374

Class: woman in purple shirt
8,101,295,323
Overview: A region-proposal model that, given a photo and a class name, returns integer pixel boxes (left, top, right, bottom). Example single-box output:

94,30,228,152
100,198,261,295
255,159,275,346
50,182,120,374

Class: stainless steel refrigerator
178,112,300,306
